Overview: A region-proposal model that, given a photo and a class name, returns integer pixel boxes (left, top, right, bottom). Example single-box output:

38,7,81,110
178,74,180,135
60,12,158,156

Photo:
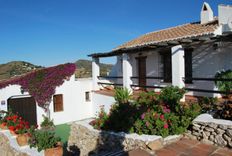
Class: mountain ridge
0,60,113,80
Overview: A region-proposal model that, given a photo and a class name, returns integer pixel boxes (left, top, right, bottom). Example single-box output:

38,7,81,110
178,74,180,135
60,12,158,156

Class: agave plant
114,87,132,104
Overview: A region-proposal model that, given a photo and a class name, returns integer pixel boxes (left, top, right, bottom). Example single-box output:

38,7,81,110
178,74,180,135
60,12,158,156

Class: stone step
0,129,44,156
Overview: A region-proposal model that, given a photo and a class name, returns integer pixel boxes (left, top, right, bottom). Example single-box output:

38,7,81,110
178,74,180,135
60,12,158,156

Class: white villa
0,3,231,126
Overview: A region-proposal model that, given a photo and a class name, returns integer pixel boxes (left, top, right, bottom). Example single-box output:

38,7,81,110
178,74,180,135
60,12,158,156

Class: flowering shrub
91,86,201,137
0,63,76,108
90,107,108,130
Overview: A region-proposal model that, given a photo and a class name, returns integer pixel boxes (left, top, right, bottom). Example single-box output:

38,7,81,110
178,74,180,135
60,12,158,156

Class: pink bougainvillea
0,63,76,108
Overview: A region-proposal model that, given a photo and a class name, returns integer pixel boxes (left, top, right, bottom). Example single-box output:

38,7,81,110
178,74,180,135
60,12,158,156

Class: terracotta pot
0,123,7,130
44,146,63,156
16,134,29,146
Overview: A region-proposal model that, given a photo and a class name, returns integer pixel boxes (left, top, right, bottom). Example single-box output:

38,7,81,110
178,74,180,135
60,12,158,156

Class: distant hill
0,60,113,80
0,61,43,81
75,59,113,78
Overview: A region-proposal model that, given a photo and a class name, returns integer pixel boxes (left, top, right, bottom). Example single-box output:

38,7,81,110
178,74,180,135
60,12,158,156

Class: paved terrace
125,138,232,156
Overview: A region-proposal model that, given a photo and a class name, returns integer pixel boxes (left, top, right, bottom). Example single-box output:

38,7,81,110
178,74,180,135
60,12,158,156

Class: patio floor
125,138,232,156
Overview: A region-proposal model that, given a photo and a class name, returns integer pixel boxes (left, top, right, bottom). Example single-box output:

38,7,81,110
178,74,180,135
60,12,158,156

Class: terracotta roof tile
115,20,219,50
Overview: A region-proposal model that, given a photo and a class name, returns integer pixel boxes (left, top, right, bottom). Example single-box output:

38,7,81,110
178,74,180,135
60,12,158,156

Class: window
53,94,63,112
185,49,193,83
85,92,90,102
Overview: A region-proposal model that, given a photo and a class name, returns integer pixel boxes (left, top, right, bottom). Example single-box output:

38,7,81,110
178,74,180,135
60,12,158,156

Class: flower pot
44,146,63,156
0,123,7,130
16,134,29,146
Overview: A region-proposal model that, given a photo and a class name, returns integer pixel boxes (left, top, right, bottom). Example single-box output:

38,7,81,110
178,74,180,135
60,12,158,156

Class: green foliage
40,115,55,129
158,86,185,112
215,70,232,95
90,107,109,130
135,91,158,108
198,97,218,113
91,86,201,137
29,130,61,152
114,87,132,104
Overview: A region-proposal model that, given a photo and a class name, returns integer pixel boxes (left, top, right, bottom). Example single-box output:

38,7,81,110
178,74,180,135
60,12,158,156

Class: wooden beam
180,39,193,43
198,37,211,41
167,40,180,45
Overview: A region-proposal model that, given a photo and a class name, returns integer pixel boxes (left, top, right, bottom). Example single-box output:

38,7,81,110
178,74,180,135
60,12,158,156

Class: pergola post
171,45,185,101
122,53,133,92
92,57,100,91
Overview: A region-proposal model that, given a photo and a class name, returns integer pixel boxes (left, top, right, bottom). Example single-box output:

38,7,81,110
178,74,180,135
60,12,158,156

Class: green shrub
215,70,232,96
29,130,61,152
158,86,185,112
114,87,131,104
135,91,158,108
91,86,201,137
198,97,218,113
90,107,109,130
40,115,54,130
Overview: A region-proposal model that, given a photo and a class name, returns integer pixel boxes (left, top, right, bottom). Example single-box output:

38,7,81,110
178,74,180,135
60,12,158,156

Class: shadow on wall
67,133,128,156
88,132,128,156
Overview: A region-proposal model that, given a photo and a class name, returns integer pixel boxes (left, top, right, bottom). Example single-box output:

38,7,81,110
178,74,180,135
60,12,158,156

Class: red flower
164,123,169,129
160,114,164,120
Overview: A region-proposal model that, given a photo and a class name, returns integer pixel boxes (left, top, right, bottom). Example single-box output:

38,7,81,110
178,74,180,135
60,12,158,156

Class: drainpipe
171,45,185,101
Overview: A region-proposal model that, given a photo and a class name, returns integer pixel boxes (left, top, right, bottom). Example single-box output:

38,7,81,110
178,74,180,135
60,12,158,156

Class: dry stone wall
191,114,232,148
0,133,28,156
68,119,182,156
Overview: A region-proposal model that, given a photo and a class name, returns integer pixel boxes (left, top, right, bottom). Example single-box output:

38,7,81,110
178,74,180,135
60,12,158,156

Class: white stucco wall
92,92,115,115
0,75,94,125
108,42,232,97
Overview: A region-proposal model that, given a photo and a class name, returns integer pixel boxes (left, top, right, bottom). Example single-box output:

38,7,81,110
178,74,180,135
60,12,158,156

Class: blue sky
0,0,231,66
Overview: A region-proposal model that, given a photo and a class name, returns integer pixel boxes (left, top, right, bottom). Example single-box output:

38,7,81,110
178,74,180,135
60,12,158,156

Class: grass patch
55,124,71,143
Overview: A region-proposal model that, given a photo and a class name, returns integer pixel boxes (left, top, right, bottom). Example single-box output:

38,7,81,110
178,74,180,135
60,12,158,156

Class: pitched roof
114,20,219,50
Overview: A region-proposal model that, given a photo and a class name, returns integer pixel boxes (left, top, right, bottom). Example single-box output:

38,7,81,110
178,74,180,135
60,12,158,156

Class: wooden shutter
185,49,193,83
162,51,172,82
136,56,147,87
53,94,63,112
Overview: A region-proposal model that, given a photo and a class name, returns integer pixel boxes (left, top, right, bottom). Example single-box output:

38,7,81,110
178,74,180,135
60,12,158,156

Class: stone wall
191,114,232,148
67,119,182,156
0,133,28,156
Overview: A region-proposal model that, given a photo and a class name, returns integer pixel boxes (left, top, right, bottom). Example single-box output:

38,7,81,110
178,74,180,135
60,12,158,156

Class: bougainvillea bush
91,86,201,137
0,63,76,108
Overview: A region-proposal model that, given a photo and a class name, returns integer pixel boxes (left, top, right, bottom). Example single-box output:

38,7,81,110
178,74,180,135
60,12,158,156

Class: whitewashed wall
49,76,93,125
108,42,232,96
0,75,94,125
92,92,115,115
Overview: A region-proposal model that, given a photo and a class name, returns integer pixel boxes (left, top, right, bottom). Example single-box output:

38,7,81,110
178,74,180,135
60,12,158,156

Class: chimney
218,4,232,32
201,2,214,24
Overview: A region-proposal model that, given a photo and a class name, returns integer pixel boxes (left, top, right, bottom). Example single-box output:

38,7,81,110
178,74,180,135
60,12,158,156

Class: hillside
0,60,113,80
0,61,43,81
75,59,113,78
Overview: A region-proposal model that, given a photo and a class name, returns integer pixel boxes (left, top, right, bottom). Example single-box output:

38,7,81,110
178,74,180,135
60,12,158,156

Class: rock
147,140,163,150
218,124,228,130
192,126,200,131
208,123,218,129
216,128,225,135
215,135,227,146
226,129,232,138
204,127,214,132
202,139,214,145
223,134,231,142
0,134,28,156
209,135,215,142
192,131,201,137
